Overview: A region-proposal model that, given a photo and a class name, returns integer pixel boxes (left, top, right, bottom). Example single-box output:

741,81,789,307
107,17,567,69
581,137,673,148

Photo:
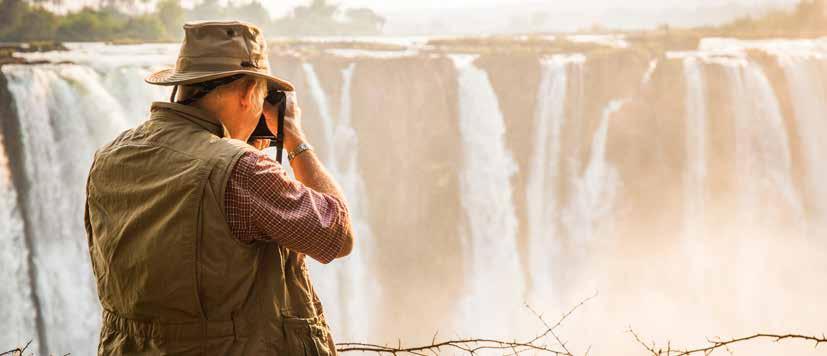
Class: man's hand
262,90,354,260
263,91,307,152
250,139,270,151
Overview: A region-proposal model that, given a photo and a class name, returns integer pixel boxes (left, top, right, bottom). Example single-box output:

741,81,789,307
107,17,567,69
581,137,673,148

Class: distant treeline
711,0,826,35
644,0,827,38
0,0,386,42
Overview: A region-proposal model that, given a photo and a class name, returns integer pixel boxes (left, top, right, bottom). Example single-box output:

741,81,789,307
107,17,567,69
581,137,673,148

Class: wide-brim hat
145,20,294,91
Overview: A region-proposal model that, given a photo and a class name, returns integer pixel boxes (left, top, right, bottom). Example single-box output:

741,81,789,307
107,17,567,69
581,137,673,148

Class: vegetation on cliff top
0,0,386,43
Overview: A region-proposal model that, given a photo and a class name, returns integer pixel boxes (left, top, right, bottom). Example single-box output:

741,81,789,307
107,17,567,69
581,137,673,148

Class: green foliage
0,0,387,42
56,8,123,41
6,6,58,41
157,0,185,40
268,0,385,36
118,15,165,41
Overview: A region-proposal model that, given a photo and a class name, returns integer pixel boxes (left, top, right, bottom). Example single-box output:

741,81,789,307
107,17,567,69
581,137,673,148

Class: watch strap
288,143,313,162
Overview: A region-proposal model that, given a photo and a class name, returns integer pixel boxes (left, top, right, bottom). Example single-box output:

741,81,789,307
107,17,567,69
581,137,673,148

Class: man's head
144,20,294,139
177,74,268,139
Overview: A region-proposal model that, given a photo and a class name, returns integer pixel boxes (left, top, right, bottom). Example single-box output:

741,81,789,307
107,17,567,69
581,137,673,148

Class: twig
338,292,599,355
629,328,827,356
523,290,599,355
0,340,32,356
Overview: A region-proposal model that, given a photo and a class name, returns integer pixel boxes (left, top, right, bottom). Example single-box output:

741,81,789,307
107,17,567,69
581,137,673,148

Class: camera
248,89,288,162
249,89,285,141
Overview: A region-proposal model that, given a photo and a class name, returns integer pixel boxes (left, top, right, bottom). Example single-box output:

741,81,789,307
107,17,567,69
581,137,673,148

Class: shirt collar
149,101,224,136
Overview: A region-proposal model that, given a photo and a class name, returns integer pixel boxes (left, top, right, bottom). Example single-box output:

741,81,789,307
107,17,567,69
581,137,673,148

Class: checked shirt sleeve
224,151,349,264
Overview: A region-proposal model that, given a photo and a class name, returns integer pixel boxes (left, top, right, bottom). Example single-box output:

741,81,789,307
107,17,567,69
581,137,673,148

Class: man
84,21,354,355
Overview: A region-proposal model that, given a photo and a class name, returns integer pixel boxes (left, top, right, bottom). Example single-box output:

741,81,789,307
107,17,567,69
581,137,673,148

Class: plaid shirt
225,150,348,264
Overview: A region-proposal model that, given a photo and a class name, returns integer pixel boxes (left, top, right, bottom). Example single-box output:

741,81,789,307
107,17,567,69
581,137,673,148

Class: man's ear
240,79,258,110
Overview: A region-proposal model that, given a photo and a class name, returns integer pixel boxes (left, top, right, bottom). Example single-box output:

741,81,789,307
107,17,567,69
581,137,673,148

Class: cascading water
450,54,526,338
682,57,707,239
1,63,163,355
0,128,36,352
723,59,803,229
680,56,711,293
525,54,583,305
301,62,377,341
562,100,622,244
774,54,827,232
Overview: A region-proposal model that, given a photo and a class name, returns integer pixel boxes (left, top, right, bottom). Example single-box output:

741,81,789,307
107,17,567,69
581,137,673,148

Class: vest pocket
282,316,333,356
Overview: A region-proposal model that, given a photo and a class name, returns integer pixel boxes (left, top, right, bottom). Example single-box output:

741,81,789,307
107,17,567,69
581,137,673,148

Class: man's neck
192,101,246,141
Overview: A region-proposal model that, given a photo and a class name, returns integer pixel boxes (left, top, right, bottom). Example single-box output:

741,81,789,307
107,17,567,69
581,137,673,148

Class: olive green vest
84,102,336,355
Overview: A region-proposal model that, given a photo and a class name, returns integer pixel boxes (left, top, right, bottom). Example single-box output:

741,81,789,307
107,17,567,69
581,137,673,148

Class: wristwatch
288,143,313,162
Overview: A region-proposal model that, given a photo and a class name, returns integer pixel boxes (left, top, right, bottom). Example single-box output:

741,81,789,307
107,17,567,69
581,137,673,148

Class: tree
14,7,58,41
156,0,184,40
225,1,271,29
189,0,223,21
0,0,27,40
344,7,385,35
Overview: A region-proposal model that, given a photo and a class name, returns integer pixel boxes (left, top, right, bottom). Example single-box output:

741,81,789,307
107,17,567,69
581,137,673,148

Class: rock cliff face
3,37,827,354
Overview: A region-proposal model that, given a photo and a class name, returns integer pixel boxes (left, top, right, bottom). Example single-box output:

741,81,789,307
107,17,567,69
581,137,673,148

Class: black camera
248,89,287,162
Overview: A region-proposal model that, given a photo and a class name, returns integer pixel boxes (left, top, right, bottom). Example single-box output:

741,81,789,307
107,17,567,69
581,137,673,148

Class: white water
450,54,527,338
775,55,827,232
724,60,803,229
0,128,36,352
682,57,707,239
1,64,158,355
525,55,583,305
562,99,622,243
302,62,378,341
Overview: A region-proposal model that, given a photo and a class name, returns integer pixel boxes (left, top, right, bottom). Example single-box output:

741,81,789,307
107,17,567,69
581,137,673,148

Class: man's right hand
263,91,307,152
262,91,354,259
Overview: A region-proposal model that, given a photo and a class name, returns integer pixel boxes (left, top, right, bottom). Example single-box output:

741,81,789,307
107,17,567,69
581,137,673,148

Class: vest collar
150,101,224,136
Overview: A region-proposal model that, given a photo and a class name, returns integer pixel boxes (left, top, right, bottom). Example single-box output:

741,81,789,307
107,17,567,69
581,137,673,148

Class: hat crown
178,21,269,72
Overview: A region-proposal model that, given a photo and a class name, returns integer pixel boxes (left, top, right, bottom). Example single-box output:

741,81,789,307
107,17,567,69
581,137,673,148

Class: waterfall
0,128,36,352
722,60,803,229
682,57,708,238
302,62,377,341
561,100,622,243
775,55,827,232
1,64,164,355
525,55,583,304
450,54,526,337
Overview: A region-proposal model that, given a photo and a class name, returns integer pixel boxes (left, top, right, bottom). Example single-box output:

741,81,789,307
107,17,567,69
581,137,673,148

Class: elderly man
84,21,353,355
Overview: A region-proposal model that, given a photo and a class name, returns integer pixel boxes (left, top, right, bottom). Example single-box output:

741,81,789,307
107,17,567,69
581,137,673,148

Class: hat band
176,56,270,74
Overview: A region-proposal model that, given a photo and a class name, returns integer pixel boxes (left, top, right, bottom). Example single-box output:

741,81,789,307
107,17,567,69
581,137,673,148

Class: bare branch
628,328,827,356
0,340,32,356
338,292,599,355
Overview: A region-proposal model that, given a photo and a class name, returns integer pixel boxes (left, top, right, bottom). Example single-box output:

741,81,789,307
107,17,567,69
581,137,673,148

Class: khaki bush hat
145,20,294,91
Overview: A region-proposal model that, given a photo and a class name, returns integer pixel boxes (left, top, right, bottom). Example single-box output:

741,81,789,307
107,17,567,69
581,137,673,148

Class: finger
285,92,298,117
252,139,270,150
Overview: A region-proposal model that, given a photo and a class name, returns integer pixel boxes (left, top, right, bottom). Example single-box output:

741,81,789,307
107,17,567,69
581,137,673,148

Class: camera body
249,89,285,140
248,89,287,162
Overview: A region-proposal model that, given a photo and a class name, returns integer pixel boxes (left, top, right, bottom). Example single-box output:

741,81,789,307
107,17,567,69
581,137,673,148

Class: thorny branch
0,340,31,356
628,327,827,356
336,292,599,355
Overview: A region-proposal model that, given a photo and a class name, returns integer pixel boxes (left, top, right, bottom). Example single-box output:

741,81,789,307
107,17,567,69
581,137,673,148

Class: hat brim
145,68,295,91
